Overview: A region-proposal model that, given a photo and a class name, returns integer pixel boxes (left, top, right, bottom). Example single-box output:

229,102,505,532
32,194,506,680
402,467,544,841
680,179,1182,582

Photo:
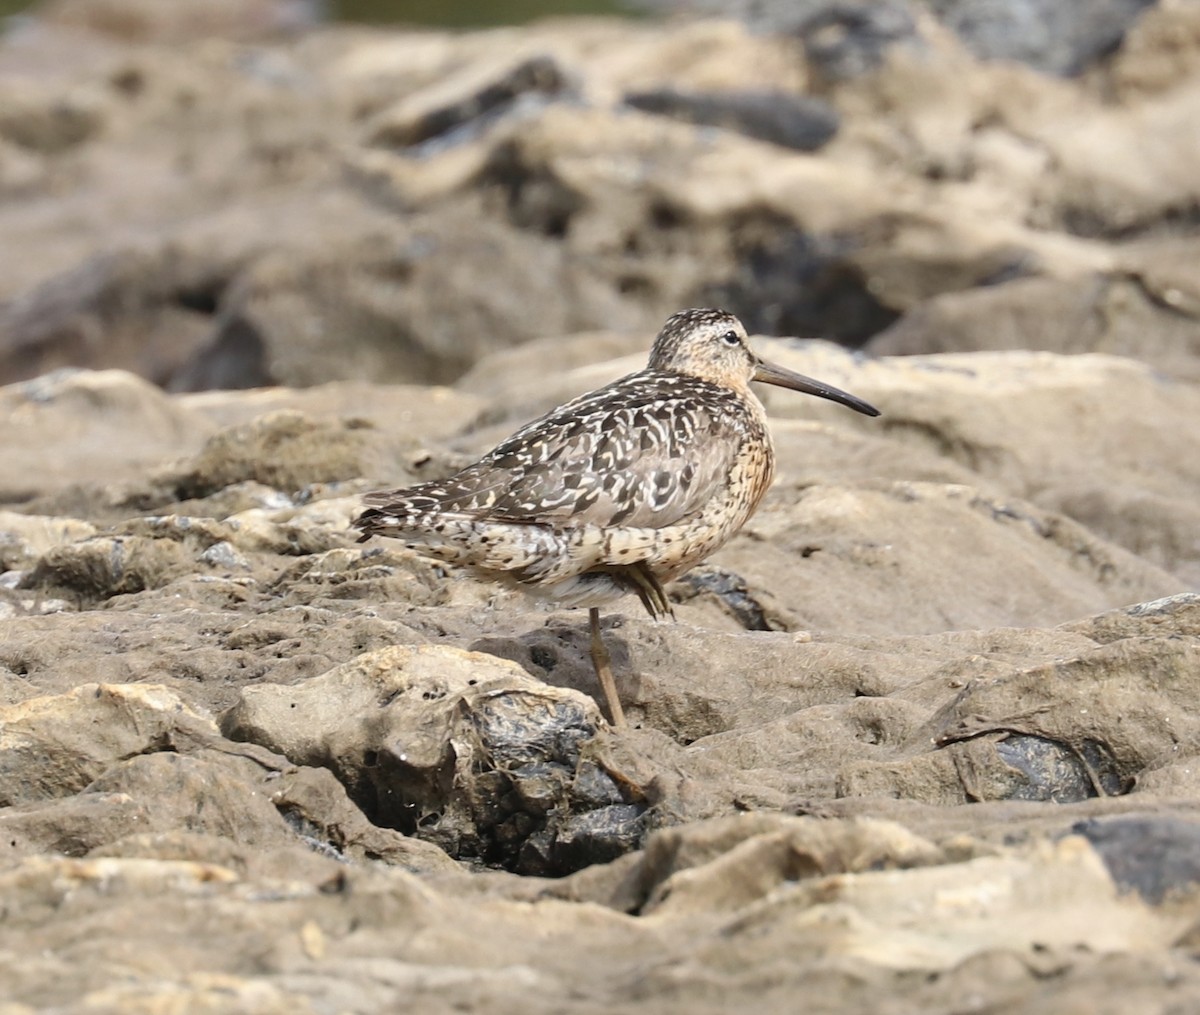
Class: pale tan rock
0,370,211,496
0,683,218,805
761,345,1200,586
639,813,943,916
685,836,1189,971
0,510,96,568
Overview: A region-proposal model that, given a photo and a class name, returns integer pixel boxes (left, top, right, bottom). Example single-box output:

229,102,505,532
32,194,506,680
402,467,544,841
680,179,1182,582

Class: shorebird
354,308,880,725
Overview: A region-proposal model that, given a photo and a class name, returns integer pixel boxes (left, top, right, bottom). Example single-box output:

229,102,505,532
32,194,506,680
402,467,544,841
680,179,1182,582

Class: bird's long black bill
753,357,881,417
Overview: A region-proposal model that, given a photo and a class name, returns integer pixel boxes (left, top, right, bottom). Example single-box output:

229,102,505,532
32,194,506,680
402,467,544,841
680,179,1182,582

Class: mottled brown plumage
355,308,880,724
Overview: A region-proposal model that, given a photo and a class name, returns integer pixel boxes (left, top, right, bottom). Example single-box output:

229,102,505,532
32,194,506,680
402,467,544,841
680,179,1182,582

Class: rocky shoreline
3,2,1200,1012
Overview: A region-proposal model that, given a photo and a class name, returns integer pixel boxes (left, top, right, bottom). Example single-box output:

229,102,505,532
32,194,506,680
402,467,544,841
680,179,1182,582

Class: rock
838,634,1200,804
21,533,196,601
1074,815,1200,904
865,269,1200,383
0,369,211,498
0,244,240,388
366,54,573,148
7,6,1190,399
635,812,944,915
634,0,1154,77
0,750,295,859
2,7,1200,1012
1108,1,1200,98
223,644,655,874
924,0,1157,77
0,79,106,154
158,410,392,501
674,834,1184,971
719,480,1182,636
624,89,840,151
798,0,927,84
177,209,631,389
0,683,218,806
0,511,96,571
267,764,460,873
0,791,154,860
759,344,1200,587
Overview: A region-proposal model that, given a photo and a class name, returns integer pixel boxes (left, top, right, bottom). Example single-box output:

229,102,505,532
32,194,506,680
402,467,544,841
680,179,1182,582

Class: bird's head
648,308,881,417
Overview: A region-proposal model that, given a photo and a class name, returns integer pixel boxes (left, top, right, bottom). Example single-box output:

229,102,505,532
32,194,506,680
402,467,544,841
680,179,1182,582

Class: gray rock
624,89,839,150
926,0,1157,76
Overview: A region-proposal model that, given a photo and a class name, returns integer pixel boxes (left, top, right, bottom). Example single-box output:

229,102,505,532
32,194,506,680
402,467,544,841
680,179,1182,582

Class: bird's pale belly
511,451,771,610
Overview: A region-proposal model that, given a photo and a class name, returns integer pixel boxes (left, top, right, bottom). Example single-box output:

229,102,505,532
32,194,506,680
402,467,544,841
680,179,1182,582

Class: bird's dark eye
721,330,740,346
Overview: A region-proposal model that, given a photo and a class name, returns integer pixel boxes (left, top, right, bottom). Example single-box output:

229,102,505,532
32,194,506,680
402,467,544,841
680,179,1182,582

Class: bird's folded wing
451,382,745,530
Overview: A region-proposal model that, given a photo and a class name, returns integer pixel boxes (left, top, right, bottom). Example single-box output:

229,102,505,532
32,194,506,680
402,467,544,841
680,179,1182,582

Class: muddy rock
0,363,1198,1013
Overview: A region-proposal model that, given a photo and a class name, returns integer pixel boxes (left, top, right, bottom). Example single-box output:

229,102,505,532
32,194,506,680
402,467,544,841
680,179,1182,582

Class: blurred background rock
1,0,1197,393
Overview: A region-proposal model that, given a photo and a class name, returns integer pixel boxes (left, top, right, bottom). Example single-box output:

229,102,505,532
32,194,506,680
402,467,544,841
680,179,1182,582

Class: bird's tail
355,502,565,575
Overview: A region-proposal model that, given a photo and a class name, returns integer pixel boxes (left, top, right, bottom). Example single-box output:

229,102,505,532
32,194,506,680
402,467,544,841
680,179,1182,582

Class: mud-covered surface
4,1,1200,1012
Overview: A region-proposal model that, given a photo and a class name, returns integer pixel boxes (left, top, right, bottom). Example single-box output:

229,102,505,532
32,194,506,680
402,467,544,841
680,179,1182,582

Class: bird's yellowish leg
589,607,626,727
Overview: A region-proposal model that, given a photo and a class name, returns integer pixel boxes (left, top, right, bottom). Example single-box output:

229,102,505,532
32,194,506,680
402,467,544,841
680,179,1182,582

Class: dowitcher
354,308,880,725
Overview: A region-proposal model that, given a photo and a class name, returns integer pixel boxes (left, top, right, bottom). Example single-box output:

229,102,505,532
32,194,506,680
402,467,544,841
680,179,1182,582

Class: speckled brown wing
360,371,751,532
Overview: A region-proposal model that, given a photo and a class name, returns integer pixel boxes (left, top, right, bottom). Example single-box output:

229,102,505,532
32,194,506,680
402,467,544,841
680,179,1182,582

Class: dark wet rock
798,0,926,85
993,734,1102,803
1074,815,1200,903
670,565,782,631
624,89,839,151
367,54,572,149
697,209,902,342
544,804,646,873
222,644,653,875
